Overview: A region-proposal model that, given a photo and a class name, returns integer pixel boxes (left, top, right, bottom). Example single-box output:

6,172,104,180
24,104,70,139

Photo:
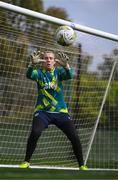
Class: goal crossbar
0,1,118,42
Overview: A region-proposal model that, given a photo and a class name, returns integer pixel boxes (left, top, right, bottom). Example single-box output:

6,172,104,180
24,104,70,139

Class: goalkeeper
20,50,88,170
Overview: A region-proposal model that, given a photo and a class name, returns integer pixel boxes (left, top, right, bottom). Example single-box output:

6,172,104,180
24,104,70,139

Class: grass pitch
0,168,118,180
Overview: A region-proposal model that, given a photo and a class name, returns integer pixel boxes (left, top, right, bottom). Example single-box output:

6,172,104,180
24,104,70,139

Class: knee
69,132,80,144
29,128,42,140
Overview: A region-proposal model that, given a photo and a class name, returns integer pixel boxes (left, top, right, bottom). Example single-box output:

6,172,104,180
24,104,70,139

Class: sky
44,0,118,35
43,0,118,69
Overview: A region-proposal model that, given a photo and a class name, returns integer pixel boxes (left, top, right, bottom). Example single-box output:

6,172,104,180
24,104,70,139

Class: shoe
79,165,89,170
19,161,30,168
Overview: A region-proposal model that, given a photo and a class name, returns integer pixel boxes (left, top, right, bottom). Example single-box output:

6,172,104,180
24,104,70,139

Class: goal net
0,2,118,170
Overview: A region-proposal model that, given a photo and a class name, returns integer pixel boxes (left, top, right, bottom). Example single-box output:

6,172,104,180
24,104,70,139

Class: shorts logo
34,113,39,117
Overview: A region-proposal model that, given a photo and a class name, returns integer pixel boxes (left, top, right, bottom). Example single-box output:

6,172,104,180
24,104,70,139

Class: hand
55,52,70,69
30,50,46,65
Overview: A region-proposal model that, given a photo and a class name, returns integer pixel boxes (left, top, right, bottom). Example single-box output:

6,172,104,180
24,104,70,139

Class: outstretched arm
55,52,70,69
55,52,74,80
26,66,38,80
26,51,45,81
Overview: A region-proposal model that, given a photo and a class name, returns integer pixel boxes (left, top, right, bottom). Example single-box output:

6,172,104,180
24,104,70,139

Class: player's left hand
55,52,70,69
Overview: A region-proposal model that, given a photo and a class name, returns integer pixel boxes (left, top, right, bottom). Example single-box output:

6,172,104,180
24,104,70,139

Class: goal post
0,2,118,170
84,59,117,166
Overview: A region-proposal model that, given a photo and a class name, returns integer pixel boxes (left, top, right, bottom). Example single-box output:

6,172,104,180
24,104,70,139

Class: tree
45,6,69,20
97,49,118,129
98,49,118,80
12,0,44,12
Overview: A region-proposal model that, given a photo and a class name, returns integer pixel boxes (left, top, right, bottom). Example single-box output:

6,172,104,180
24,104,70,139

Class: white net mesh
0,7,118,169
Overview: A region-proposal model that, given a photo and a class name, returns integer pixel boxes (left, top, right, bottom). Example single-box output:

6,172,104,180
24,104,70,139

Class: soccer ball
55,25,76,46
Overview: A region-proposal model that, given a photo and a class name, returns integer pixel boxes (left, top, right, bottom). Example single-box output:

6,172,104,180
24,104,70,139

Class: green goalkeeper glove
55,52,70,69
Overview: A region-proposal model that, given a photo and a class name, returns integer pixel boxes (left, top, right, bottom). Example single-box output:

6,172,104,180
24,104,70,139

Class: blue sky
44,0,118,35
43,0,118,69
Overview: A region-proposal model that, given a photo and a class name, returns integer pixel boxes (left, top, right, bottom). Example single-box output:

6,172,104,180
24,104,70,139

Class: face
43,52,56,71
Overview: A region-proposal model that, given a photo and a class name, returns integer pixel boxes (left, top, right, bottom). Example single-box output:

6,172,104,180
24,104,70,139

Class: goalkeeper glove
28,50,45,67
56,52,70,69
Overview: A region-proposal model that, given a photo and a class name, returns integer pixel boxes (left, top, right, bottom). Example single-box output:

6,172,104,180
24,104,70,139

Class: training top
26,66,74,113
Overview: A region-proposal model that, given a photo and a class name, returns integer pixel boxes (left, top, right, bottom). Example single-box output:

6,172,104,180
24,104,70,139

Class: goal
0,2,118,170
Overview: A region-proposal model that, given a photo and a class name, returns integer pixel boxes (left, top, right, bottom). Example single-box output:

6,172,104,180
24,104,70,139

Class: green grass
0,168,118,180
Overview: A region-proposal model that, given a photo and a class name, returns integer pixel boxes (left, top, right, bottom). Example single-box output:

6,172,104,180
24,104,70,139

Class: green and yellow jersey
26,66,74,113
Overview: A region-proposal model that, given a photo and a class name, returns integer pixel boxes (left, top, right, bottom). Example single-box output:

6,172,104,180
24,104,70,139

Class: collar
42,67,55,73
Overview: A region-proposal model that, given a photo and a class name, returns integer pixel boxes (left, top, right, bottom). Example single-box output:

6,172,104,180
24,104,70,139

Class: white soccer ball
55,26,76,46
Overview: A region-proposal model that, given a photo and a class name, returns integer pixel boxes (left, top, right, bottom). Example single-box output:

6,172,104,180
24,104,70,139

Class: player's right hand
30,51,45,65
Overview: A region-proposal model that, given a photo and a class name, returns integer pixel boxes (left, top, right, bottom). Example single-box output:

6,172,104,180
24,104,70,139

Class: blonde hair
43,51,56,59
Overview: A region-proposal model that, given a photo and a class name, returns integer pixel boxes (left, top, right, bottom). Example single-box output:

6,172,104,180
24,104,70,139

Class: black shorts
33,111,71,128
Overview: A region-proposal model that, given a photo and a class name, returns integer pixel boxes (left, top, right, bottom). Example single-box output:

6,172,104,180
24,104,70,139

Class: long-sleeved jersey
26,66,74,113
